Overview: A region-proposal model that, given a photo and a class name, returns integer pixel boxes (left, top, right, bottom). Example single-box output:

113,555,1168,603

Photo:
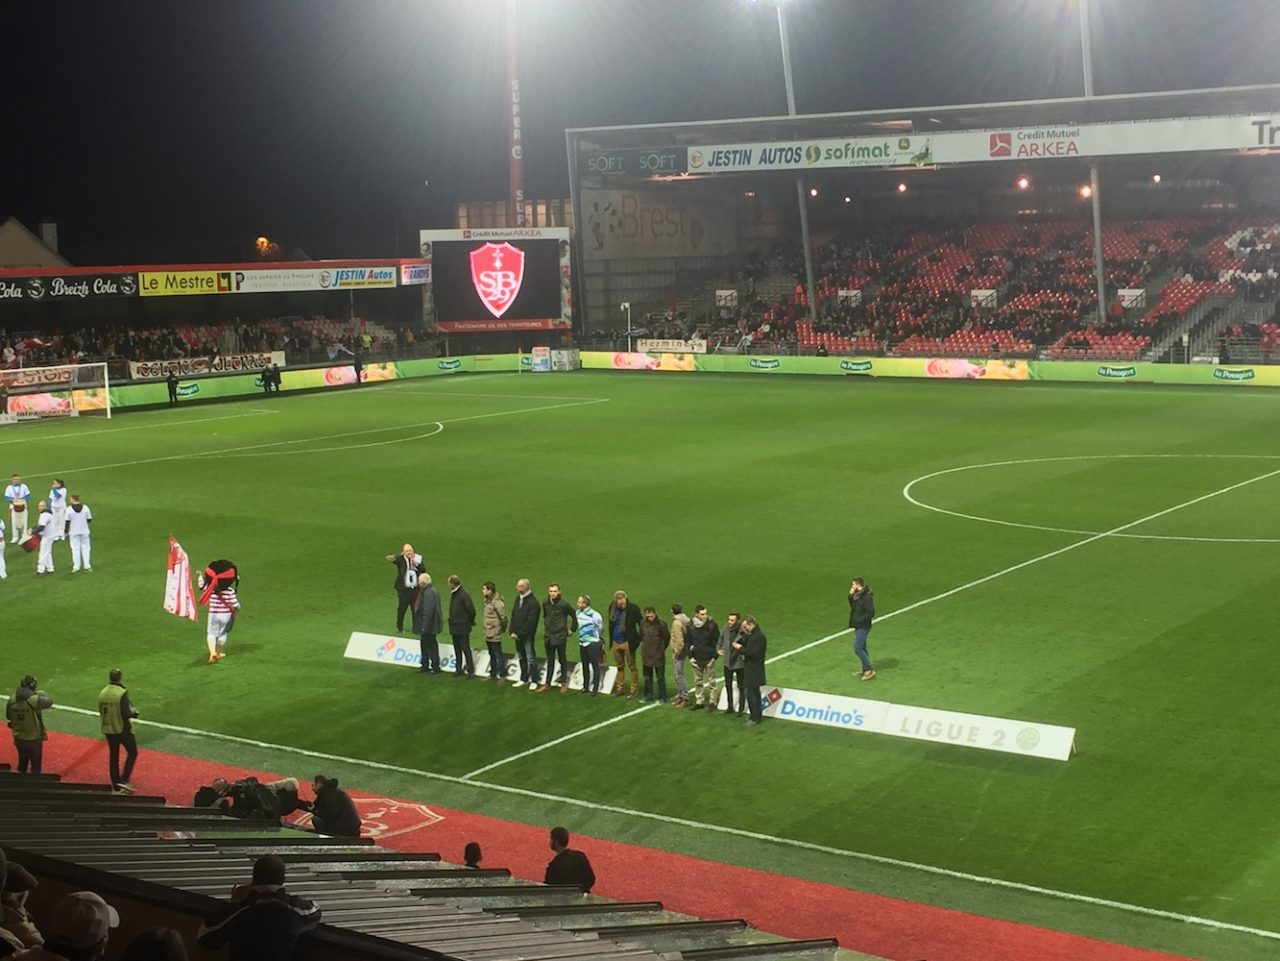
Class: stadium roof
568,83,1280,148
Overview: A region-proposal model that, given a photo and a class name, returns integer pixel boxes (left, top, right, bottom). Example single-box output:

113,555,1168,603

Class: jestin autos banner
0,272,137,304
687,135,931,173
128,351,285,380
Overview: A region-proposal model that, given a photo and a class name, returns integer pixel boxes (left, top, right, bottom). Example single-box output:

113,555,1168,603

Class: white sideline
17,697,1279,944
30,398,608,475
465,464,1280,775
0,409,278,446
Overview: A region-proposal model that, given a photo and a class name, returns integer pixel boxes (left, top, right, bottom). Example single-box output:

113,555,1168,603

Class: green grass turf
7,372,1280,956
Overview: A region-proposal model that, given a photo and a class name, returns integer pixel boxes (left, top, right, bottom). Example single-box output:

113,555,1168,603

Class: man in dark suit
385,544,425,633
733,616,768,727
447,575,477,674
508,578,542,689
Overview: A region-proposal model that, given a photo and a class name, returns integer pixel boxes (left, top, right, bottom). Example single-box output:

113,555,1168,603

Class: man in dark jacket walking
385,544,425,634
849,577,876,680
733,616,768,726
197,855,321,961
508,578,542,689
412,573,446,675
303,776,361,837
686,605,721,710
606,590,642,698
448,575,477,673
6,675,52,774
540,582,576,692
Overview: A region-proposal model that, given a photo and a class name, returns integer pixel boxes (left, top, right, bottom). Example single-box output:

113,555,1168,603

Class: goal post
0,362,112,424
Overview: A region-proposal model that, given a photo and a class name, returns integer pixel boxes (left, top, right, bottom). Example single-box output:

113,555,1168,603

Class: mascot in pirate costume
198,559,240,664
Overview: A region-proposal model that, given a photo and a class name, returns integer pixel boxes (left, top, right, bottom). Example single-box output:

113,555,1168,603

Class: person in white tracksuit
4,474,31,543
66,495,93,572
0,518,7,579
48,479,67,542
34,501,54,574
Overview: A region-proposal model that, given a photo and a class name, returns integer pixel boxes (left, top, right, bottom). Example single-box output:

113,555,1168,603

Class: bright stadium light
1151,173,1162,184
844,195,852,204
1078,184,1093,200
897,182,908,194
809,186,818,198
1016,176,1031,191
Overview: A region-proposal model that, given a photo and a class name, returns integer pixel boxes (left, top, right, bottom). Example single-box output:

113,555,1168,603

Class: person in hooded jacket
197,855,320,961
6,676,52,774
301,776,361,837
686,606,721,711
669,604,691,707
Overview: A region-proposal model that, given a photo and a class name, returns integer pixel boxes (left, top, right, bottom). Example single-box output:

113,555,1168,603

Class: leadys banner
0,272,137,304
688,135,931,173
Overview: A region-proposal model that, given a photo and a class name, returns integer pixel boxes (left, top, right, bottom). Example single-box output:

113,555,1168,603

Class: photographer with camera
6,674,52,774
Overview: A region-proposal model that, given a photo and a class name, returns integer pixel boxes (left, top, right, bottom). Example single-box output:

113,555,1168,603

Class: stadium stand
0,769,843,961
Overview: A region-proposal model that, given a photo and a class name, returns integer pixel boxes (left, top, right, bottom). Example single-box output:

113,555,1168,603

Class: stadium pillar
776,3,819,323
1079,0,1108,325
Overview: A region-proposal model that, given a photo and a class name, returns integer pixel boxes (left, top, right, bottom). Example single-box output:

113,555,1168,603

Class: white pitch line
461,703,658,780
20,698,1279,944
450,464,1280,772
0,409,278,446
30,398,609,475
769,462,1280,665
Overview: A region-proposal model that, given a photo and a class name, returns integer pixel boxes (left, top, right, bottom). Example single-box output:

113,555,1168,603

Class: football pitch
8,371,1280,959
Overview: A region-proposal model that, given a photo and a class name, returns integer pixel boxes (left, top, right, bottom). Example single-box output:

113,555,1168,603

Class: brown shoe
496,678,506,686
861,670,876,680
673,699,686,709
559,685,568,694
536,684,550,693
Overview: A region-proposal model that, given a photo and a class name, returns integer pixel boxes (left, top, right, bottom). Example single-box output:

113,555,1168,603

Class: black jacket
308,780,361,837
848,588,875,629
740,626,768,687
545,848,596,893
197,885,321,961
686,617,720,661
509,591,541,640
391,553,425,591
605,600,643,650
542,596,576,644
448,586,477,634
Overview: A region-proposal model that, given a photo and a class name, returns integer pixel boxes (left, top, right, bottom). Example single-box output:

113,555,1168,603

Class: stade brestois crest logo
470,242,524,318
1097,365,1136,379
1213,367,1256,381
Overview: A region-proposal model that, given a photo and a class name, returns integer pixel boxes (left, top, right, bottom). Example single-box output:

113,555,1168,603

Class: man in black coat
303,776,361,837
197,855,321,961
605,590,643,698
733,616,768,726
447,575,477,669
508,578,542,689
544,826,595,893
385,544,425,633
540,582,576,692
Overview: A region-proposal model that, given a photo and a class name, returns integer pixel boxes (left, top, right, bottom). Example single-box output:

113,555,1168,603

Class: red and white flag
164,536,197,621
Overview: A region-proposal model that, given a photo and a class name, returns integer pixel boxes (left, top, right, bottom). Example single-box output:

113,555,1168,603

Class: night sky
4,0,1278,264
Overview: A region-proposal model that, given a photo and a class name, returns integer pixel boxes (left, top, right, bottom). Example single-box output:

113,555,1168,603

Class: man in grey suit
413,573,444,675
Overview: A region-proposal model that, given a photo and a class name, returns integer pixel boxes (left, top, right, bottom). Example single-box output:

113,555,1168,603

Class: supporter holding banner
129,351,285,380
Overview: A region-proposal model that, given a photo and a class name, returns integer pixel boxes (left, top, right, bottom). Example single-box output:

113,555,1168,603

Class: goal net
0,362,111,424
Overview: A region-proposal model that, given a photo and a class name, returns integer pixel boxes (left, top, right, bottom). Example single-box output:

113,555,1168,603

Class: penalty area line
17,696,1280,944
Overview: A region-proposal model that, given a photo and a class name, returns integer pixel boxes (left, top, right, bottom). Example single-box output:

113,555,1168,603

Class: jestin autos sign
687,136,929,173
0,273,138,303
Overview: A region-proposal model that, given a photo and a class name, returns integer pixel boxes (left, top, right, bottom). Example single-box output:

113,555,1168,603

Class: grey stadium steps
1,771,845,961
